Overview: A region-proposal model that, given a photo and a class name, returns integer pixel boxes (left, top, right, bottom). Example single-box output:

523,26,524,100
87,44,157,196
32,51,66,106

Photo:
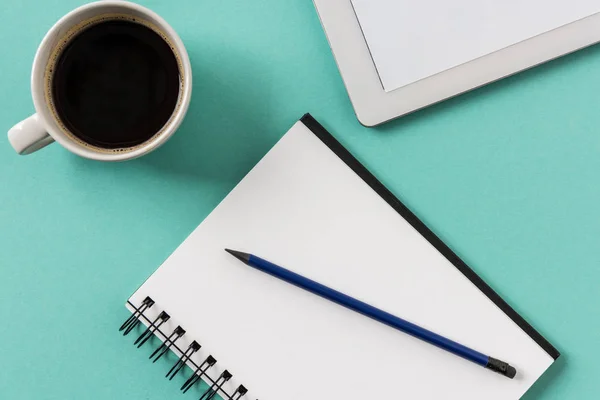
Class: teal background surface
1,0,599,398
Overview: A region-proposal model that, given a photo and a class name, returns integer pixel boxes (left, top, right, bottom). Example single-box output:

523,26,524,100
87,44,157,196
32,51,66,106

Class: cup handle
8,113,55,155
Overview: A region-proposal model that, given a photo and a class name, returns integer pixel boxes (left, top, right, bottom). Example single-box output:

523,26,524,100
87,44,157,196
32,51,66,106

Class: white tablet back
314,0,600,126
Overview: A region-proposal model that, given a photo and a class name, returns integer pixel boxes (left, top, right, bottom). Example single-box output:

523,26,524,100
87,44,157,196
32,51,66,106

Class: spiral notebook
120,114,559,399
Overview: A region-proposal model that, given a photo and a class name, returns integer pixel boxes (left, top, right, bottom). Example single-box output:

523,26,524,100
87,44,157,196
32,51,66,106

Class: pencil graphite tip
225,248,251,264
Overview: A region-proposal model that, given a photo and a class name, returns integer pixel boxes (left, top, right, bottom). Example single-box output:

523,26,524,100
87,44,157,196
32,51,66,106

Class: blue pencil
225,248,516,379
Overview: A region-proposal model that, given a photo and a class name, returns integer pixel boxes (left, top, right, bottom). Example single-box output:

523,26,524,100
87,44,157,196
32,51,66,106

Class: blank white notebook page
128,120,554,399
351,0,600,91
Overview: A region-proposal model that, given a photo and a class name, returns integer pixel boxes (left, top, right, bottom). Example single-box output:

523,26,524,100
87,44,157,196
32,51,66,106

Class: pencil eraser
505,365,517,379
486,357,517,379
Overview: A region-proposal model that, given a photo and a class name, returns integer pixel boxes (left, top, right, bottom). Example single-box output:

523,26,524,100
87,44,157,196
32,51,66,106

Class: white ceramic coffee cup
8,1,192,161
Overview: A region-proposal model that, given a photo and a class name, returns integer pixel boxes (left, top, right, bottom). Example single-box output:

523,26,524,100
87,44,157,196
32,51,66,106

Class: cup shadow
137,46,278,183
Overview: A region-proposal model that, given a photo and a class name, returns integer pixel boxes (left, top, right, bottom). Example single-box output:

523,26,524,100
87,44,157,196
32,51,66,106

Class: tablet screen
351,0,600,92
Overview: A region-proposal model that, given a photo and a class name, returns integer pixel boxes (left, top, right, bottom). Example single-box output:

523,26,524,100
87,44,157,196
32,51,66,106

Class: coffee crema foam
43,13,185,154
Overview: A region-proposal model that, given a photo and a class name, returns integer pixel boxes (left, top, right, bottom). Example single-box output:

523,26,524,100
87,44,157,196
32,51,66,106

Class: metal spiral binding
121,296,253,400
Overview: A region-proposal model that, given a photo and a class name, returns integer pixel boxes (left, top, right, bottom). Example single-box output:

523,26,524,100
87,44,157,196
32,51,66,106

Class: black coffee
51,19,180,149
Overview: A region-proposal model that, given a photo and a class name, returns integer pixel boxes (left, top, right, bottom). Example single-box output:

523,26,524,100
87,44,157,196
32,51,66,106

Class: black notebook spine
120,296,253,400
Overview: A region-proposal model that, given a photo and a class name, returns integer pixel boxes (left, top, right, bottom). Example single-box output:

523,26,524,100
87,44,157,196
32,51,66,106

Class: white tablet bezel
313,0,600,126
